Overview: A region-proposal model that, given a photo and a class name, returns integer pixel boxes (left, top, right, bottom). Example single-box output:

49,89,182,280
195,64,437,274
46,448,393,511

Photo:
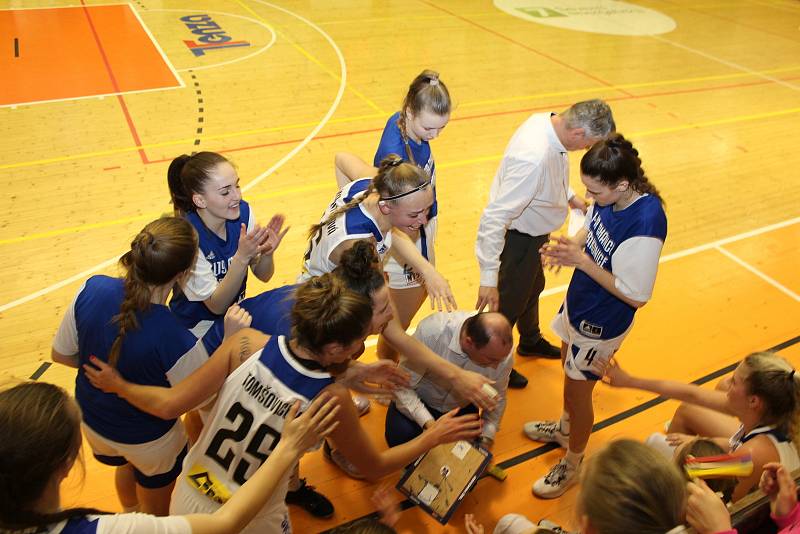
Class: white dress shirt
393,311,512,441
476,112,573,287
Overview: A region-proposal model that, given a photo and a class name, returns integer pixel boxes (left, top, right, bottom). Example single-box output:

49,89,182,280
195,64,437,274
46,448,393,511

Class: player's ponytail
109,217,197,367
742,352,800,451
167,151,230,216
581,133,663,204
335,240,385,298
398,70,451,164
290,274,372,358
373,154,430,204
307,154,428,243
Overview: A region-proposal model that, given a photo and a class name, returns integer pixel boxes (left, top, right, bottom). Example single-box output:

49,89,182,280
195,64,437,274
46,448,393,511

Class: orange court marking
0,4,181,106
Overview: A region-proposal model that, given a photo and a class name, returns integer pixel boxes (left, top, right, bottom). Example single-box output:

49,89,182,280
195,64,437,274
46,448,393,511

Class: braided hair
580,133,663,203
109,217,198,367
307,154,429,240
290,273,372,357
397,69,451,164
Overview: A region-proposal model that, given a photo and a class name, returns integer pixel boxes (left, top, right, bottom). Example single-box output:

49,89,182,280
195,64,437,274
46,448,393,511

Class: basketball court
1,0,798,531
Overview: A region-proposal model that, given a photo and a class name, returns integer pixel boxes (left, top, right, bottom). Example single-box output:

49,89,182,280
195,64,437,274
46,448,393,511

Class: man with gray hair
475,100,615,389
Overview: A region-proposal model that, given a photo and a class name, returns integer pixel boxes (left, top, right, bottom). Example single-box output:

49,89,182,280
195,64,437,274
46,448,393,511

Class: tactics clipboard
396,440,492,524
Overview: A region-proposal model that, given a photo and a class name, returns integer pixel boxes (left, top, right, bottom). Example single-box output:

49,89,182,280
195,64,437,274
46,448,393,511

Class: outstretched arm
327,383,481,482
390,230,456,311
604,359,731,415
382,320,497,411
83,329,268,420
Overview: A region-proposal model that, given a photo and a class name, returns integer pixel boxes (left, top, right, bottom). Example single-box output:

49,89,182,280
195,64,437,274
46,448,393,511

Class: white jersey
29,513,190,534
300,178,392,281
730,424,800,472
170,336,334,534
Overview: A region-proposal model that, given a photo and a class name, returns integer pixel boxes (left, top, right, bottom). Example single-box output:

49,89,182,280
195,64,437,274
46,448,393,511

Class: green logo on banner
517,7,567,18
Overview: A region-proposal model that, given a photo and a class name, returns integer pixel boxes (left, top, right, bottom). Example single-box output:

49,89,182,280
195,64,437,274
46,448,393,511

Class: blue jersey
565,195,667,339
202,284,297,355
70,276,206,444
170,200,252,329
374,111,438,220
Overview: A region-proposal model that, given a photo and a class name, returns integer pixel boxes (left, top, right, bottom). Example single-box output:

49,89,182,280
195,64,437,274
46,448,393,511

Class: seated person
386,310,513,451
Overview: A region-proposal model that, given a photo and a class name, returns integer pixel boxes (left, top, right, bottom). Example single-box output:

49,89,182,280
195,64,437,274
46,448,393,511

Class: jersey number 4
205,401,282,485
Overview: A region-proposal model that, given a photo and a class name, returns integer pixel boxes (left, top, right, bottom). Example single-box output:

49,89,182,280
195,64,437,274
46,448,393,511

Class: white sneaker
323,441,365,479
537,519,577,534
352,394,370,417
532,458,580,499
523,420,569,448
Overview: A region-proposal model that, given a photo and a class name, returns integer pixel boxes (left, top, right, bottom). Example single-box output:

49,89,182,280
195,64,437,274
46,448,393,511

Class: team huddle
2,69,799,534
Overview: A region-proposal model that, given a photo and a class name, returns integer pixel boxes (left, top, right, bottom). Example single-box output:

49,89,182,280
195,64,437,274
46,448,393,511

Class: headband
379,180,432,202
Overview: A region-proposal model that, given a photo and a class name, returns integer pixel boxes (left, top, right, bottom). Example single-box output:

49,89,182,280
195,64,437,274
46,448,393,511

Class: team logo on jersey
180,14,251,56
206,251,216,260
187,464,232,504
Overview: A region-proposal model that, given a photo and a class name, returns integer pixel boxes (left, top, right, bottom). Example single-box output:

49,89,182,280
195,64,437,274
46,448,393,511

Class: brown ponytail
290,274,372,357
580,133,663,203
335,240,385,298
0,382,106,530
109,217,198,367
307,154,429,241
167,152,230,216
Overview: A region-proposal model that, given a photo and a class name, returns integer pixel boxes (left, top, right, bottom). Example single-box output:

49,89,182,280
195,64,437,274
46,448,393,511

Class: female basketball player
51,217,211,514
167,152,288,336
84,274,481,533
335,69,451,362
304,155,496,412
0,380,338,533
523,134,668,498
606,352,800,501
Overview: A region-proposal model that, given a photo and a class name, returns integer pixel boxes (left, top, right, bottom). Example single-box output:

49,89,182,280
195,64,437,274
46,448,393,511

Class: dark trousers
497,230,549,349
385,401,479,448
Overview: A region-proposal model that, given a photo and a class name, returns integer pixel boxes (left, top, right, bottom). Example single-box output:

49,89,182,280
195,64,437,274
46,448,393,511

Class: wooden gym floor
1,0,799,532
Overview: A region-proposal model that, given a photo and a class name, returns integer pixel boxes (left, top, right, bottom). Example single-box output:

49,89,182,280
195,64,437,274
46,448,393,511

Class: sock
122,505,139,513
565,449,584,467
559,412,571,436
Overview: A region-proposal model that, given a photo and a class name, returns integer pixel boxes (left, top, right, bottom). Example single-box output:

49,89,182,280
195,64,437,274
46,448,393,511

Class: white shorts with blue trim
82,419,188,478
551,303,631,381
383,218,437,290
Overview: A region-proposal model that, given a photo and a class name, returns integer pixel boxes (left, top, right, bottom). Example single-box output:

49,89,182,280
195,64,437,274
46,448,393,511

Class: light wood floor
2,0,799,532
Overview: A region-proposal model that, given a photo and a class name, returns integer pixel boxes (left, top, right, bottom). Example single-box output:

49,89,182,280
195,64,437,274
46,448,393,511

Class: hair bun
379,154,404,170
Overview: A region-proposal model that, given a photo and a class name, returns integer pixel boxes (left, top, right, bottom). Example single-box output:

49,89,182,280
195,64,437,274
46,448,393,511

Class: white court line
1,3,185,109
649,33,800,93
0,85,184,109
240,0,347,194
0,1,347,314
363,217,800,346
147,9,278,73
128,4,184,88
715,246,800,302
